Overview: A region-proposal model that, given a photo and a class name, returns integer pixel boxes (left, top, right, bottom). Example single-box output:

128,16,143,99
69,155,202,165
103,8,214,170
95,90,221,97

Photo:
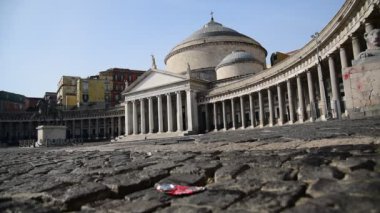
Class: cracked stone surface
0,117,380,212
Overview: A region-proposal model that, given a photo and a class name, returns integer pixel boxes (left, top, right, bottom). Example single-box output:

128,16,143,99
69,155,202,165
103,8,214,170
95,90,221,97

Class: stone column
258,91,264,127
339,47,349,116
148,97,154,133
213,102,218,131
186,90,198,133
318,63,328,120
103,117,107,139
88,119,91,139
267,88,274,126
28,121,32,139
166,94,173,132
72,120,75,138
157,95,163,133
287,79,295,124
339,47,349,69
96,118,99,139
204,104,210,132
80,119,83,139
328,56,341,119
124,102,130,136
231,98,236,130
249,94,255,128
132,100,138,135
222,100,227,131
351,35,361,59
240,96,246,129
111,117,114,138
307,71,317,122
277,84,284,125
176,92,183,132
117,117,121,136
296,75,305,123
140,98,146,134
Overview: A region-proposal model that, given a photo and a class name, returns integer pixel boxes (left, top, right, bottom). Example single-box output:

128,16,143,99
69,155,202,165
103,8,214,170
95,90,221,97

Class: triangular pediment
126,70,187,93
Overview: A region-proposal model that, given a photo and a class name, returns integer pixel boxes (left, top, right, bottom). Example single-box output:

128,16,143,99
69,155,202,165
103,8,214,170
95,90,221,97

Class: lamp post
311,32,321,63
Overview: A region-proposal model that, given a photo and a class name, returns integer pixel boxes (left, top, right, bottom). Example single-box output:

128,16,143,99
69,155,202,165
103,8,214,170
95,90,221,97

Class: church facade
119,0,380,141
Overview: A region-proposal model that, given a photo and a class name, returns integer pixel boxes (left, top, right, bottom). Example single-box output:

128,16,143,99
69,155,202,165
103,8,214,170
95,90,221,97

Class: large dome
165,18,267,81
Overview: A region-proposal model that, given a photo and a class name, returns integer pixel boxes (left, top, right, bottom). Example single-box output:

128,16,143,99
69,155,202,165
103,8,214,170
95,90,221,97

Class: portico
121,69,206,141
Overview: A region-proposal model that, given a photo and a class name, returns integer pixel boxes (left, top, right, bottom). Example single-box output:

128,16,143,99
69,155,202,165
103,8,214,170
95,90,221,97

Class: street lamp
311,32,322,63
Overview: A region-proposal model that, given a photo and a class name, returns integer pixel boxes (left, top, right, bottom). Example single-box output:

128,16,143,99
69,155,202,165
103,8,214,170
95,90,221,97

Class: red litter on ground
155,183,206,195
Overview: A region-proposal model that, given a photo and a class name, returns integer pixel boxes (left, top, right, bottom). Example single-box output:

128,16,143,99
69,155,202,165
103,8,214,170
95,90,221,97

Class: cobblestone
0,117,380,212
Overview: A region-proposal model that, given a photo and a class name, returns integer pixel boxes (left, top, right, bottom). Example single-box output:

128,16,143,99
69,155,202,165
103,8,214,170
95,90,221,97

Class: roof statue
210,11,214,22
151,54,157,70
186,63,191,79
358,28,380,59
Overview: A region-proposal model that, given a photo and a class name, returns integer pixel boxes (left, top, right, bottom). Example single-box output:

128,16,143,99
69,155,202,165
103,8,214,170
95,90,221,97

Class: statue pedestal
343,58,380,118
36,125,66,146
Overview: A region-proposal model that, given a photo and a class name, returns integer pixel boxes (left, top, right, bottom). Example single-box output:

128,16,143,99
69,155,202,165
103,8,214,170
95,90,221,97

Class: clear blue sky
0,0,345,97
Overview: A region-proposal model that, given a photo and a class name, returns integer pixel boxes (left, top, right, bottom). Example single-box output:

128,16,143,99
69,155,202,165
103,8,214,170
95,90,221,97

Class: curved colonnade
198,0,379,132
0,108,125,144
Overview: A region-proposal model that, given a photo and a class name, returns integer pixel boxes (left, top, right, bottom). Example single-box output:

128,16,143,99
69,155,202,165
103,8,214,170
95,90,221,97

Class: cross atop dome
210,11,214,22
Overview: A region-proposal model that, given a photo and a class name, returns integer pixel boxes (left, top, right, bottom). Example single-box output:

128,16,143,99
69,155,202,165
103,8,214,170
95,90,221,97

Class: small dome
216,50,256,69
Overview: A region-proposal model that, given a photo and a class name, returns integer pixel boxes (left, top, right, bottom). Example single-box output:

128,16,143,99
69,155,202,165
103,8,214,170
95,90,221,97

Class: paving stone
207,178,263,194
172,189,243,209
83,199,168,213
298,165,344,183
284,193,380,213
156,205,211,213
125,188,172,204
214,164,249,183
227,191,296,212
158,173,207,186
307,178,380,198
60,182,112,211
330,157,375,173
261,181,306,196
103,169,170,196
236,167,293,182
247,155,290,168
0,197,60,213
343,169,380,181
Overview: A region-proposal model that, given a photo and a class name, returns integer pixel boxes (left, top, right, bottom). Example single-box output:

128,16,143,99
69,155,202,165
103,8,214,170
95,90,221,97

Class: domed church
122,16,267,141
121,0,380,141
165,17,267,81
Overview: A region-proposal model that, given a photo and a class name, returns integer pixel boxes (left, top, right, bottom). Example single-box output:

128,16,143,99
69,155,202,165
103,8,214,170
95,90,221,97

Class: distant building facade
57,76,80,110
0,91,25,112
76,77,106,109
99,68,144,107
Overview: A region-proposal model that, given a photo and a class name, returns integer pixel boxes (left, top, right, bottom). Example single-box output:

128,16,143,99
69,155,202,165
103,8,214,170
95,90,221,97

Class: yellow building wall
88,80,105,103
66,95,77,107
76,79,105,105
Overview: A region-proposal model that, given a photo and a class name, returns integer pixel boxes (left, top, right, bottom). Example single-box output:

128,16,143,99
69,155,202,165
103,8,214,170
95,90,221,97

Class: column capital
175,91,182,94
156,94,162,98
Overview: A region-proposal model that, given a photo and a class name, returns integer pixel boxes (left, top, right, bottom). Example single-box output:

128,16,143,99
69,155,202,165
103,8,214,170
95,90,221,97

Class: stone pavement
0,117,380,212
